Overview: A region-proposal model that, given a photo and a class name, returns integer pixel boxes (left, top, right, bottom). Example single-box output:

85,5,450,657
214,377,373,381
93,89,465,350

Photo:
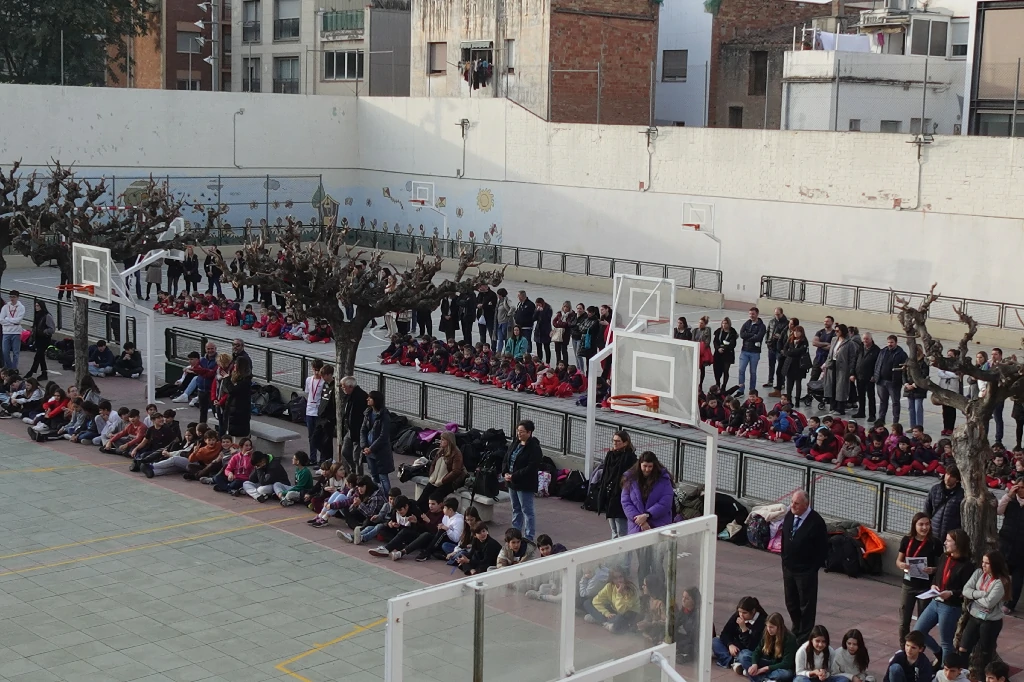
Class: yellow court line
0,506,280,562
276,617,388,682
0,516,295,579
0,461,127,475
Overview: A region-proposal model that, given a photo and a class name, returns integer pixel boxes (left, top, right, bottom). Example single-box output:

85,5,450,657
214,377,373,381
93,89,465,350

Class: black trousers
28,345,48,376
958,614,1002,667
713,356,732,387
416,481,455,510
460,320,473,345
554,341,569,366
858,382,877,418
782,567,819,642
786,376,803,403
898,581,929,645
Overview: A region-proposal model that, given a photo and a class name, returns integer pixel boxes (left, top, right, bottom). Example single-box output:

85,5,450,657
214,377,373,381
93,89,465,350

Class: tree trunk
951,415,999,563
332,312,369,470
73,298,88,387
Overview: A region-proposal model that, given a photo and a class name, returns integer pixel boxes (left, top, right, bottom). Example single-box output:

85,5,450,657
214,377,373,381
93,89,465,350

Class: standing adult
229,250,247,302
780,326,810,404
340,376,368,474
121,257,142,298
823,323,858,416
997,480,1024,614
713,317,738,390
315,365,338,465
224,355,252,439
958,550,1009,671
853,332,880,421
501,419,542,541
231,338,250,364
144,258,162,300
903,346,930,429
514,290,536,353
26,301,54,381
988,348,1007,446
571,303,588,370
457,289,477,345
360,390,394,493
673,316,693,341
166,256,183,297
620,451,675,533
476,284,497,345
765,307,788,391
439,296,458,343
596,431,638,538
494,288,513,352
204,247,224,296
738,307,767,395
194,341,219,424
533,298,553,365
925,466,964,542
577,306,602,375
936,350,961,437
913,529,975,665
874,335,908,423
552,301,576,367
896,512,942,645
182,246,201,295
780,490,828,642
304,359,325,465
810,316,836,383
0,290,25,370
693,316,712,390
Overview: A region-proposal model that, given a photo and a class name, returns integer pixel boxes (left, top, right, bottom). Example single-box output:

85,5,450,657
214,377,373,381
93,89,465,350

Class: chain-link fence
782,54,969,135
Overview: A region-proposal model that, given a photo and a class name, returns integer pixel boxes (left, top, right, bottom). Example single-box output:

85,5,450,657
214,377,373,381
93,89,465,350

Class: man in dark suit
340,376,369,475
781,490,828,642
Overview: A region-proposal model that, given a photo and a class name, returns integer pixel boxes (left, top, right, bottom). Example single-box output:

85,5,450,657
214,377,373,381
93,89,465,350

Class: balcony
242,22,261,43
321,10,364,40
274,17,300,41
273,78,300,94
243,78,261,92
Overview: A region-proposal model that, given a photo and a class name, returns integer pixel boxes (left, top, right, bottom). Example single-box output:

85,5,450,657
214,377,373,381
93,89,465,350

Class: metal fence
761,275,1024,331
1,287,137,347
165,326,930,533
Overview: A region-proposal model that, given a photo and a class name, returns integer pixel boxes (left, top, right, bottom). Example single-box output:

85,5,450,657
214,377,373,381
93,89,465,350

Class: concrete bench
208,418,302,457
410,475,509,523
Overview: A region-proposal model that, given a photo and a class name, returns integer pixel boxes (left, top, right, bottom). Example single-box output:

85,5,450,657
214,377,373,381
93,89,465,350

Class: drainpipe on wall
640,126,657,192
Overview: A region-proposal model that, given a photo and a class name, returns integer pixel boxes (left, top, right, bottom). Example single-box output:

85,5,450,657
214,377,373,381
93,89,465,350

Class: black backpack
826,534,863,577
286,393,307,423
558,470,588,502
393,427,420,455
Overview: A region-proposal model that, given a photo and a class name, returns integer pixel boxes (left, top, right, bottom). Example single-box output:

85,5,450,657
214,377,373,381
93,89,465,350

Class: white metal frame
612,331,700,427
71,243,113,304
612,273,675,333
384,515,718,682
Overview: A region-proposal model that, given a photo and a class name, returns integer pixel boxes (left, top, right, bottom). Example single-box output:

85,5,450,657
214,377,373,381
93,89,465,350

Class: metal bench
410,476,509,523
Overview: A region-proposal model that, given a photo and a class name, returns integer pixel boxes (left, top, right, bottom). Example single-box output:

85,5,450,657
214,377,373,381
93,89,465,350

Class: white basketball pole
584,345,614,480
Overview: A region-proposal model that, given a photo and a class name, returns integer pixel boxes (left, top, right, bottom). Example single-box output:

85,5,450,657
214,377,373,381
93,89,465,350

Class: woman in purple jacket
620,451,675,534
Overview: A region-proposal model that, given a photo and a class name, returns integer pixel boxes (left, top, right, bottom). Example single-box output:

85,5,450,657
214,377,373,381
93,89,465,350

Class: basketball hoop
57,283,96,296
683,223,701,231
410,199,426,208
609,394,660,412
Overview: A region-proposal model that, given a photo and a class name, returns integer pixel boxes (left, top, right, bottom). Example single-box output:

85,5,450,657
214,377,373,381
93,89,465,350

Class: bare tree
235,220,504,446
895,285,1022,559
6,162,219,385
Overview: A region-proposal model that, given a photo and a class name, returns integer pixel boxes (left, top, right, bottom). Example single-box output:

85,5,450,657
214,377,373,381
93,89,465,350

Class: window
273,56,300,93
243,57,261,91
748,51,768,95
910,117,934,134
662,49,687,82
323,50,364,80
176,32,200,54
428,42,446,74
950,21,968,57
274,0,300,41
880,120,902,133
848,119,861,131
177,78,201,90
504,39,515,74
910,19,948,56
728,106,743,128
243,0,261,42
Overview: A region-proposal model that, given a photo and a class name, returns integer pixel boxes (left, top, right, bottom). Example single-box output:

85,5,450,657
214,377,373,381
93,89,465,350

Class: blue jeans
366,456,391,494
738,650,794,682
573,339,585,371
2,334,19,370
907,397,924,428
181,375,199,397
305,415,318,462
711,638,745,667
992,400,1005,443
877,380,901,422
888,664,909,682
608,517,628,539
360,523,384,543
495,323,509,353
510,488,535,540
738,351,760,392
88,365,113,376
913,598,960,661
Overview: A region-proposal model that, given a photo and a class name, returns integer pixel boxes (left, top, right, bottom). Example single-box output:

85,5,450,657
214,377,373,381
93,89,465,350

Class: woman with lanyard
958,550,1010,671
913,528,975,666
895,512,942,646
304,360,325,465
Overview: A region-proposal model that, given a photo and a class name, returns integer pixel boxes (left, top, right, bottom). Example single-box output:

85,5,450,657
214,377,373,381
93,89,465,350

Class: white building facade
653,0,713,127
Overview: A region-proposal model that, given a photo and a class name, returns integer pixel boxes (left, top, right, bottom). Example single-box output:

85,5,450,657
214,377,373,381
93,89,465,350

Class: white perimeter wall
2,84,1024,305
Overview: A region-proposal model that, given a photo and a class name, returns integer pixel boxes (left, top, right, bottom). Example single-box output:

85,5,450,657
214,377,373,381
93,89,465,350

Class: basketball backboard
72,243,113,304
611,274,674,333
682,202,715,235
611,330,699,426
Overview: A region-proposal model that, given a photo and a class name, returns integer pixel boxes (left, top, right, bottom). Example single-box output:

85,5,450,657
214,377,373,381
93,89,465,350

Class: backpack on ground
826,534,863,577
558,470,588,502
746,514,771,550
393,427,420,455
389,414,410,440
155,383,179,399
286,393,307,423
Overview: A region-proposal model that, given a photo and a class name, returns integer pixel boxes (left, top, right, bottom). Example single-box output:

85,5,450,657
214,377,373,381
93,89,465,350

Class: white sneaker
130,373,140,379
189,397,199,407
732,663,744,675
368,547,390,557
603,622,614,632
62,433,74,440
390,550,403,561
32,424,49,434
583,615,597,624
352,526,363,545
21,417,34,424
172,394,189,404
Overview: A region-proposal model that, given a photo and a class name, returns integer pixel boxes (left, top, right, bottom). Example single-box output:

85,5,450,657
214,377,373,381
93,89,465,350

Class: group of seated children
380,334,588,398
153,293,334,344
0,371,107,442
700,388,809,443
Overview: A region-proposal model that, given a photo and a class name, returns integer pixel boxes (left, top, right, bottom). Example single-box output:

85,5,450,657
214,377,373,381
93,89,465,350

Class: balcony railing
321,9,364,33
243,78,261,92
273,17,300,41
273,78,300,94
242,22,261,43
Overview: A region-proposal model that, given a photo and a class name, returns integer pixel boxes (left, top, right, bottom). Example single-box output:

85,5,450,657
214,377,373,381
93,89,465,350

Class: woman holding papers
912,529,975,666
895,513,942,646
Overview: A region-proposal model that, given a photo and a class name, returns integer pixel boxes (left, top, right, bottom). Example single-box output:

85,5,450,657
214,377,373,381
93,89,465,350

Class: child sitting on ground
277,451,314,506
767,409,796,442
837,433,863,467
808,427,840,463
306,319,333,343
743,390,767,418
889,437,915,476
494,527,536,569
700,396,728,431
986,451,1012,488
738,407,769,439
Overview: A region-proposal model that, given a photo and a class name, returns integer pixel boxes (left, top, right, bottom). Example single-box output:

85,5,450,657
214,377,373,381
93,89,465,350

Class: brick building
708,0,839,128
107,0,232,91
409,0,658,125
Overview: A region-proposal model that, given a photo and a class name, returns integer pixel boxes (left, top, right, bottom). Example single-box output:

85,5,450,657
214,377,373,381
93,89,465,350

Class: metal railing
273,78,301,94
2,287,137,347
321,9,364,32
761,275,1024,331
242,22,261,43
273,17,300,41
166,326,929,533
